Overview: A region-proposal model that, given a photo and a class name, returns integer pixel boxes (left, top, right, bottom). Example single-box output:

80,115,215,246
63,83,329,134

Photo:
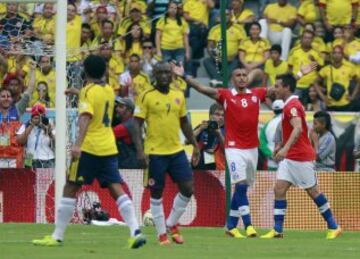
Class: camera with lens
207,120,219,132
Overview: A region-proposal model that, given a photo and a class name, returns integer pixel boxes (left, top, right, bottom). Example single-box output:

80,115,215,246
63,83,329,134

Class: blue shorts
145,150,193,189
68,152,123,188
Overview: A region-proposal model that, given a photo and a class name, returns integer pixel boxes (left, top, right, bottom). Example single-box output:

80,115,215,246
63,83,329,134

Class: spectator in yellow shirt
259,0,297,60
288,30,324,105
90,5,110,38
183,0,214,72
31,81,54,108
204,10,245,83
239,22,270,86
123,22,144,63
326,26,345,55
98,43,124,96
264,44,289,87
319,0,358,42
315,45,360,111
155,1,190,64
230,0,256,27
91,20,122,59
117,3,150,39
297,0,320,30
32,3,55,43
80,23,93,59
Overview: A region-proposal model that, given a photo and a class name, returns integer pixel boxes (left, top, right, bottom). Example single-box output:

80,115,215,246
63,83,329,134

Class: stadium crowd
0,0,359,169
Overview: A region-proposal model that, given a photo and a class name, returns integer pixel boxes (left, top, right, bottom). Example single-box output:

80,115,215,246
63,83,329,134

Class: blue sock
313,193,338,229
274,200,287,233
227,188,241,230
237,184,252,229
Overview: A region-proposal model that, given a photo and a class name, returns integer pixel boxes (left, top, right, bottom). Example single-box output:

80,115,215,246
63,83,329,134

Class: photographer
112,97,141,169
16,104,55,169
193,103,225,170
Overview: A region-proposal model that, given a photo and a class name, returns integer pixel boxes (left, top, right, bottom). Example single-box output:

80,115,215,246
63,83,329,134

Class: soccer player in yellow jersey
32,55,146,249
133,61,200,245
315,46,360,111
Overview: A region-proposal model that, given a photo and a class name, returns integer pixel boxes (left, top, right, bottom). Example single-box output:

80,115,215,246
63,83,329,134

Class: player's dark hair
125,22,144,52
314,111,332,132
209,102,223,116
84,55,106,79
270,44,282,55
276,73,297,93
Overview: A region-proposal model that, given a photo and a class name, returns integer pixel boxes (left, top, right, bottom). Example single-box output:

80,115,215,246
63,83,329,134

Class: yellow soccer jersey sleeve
132,72,153,104
170,76,187,92
263,3,297,32
134,88,187,155
319,63,356,107
156,17,189,50
78,83,118,156
264,60,289,86
319,0,357,25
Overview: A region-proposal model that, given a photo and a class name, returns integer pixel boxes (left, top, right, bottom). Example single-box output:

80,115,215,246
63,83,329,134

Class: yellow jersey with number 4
78,83,117,156
135,88,187,155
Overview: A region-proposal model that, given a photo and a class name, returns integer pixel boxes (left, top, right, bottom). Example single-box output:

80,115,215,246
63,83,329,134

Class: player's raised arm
171,63,219,100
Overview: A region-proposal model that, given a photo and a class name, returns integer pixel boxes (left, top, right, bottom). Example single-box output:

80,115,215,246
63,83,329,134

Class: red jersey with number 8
217,87,266,149
282,96,316,161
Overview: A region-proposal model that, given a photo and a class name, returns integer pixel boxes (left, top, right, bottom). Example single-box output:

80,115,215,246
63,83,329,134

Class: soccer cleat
246,225,258,238
32,235,62,246
128,233,146,249
226,228,246,239
158,233,171,246
167,225,184,244
326,227,342,240
260,229,284,239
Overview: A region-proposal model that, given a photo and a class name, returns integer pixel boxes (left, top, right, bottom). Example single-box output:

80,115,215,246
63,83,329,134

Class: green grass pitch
1,224,359,259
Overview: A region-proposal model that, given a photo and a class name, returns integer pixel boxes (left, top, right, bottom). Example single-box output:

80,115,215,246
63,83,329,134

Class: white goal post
0,0,67,220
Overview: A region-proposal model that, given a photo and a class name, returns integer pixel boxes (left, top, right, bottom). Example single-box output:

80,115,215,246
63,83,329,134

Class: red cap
31,104,46,116
96,5,108,14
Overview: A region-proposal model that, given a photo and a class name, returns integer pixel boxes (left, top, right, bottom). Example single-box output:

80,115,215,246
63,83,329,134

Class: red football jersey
282,95,316,161
217,87,266,149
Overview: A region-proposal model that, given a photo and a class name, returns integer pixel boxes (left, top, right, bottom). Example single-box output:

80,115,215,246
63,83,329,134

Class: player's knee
150,188,164,199
180,187,193,198
274,186,286,199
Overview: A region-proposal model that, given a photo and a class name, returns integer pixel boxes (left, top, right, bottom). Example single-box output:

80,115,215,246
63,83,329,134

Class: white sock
150,198,166,237
116,194,140,237
52,197,76,241
166,193,190,227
